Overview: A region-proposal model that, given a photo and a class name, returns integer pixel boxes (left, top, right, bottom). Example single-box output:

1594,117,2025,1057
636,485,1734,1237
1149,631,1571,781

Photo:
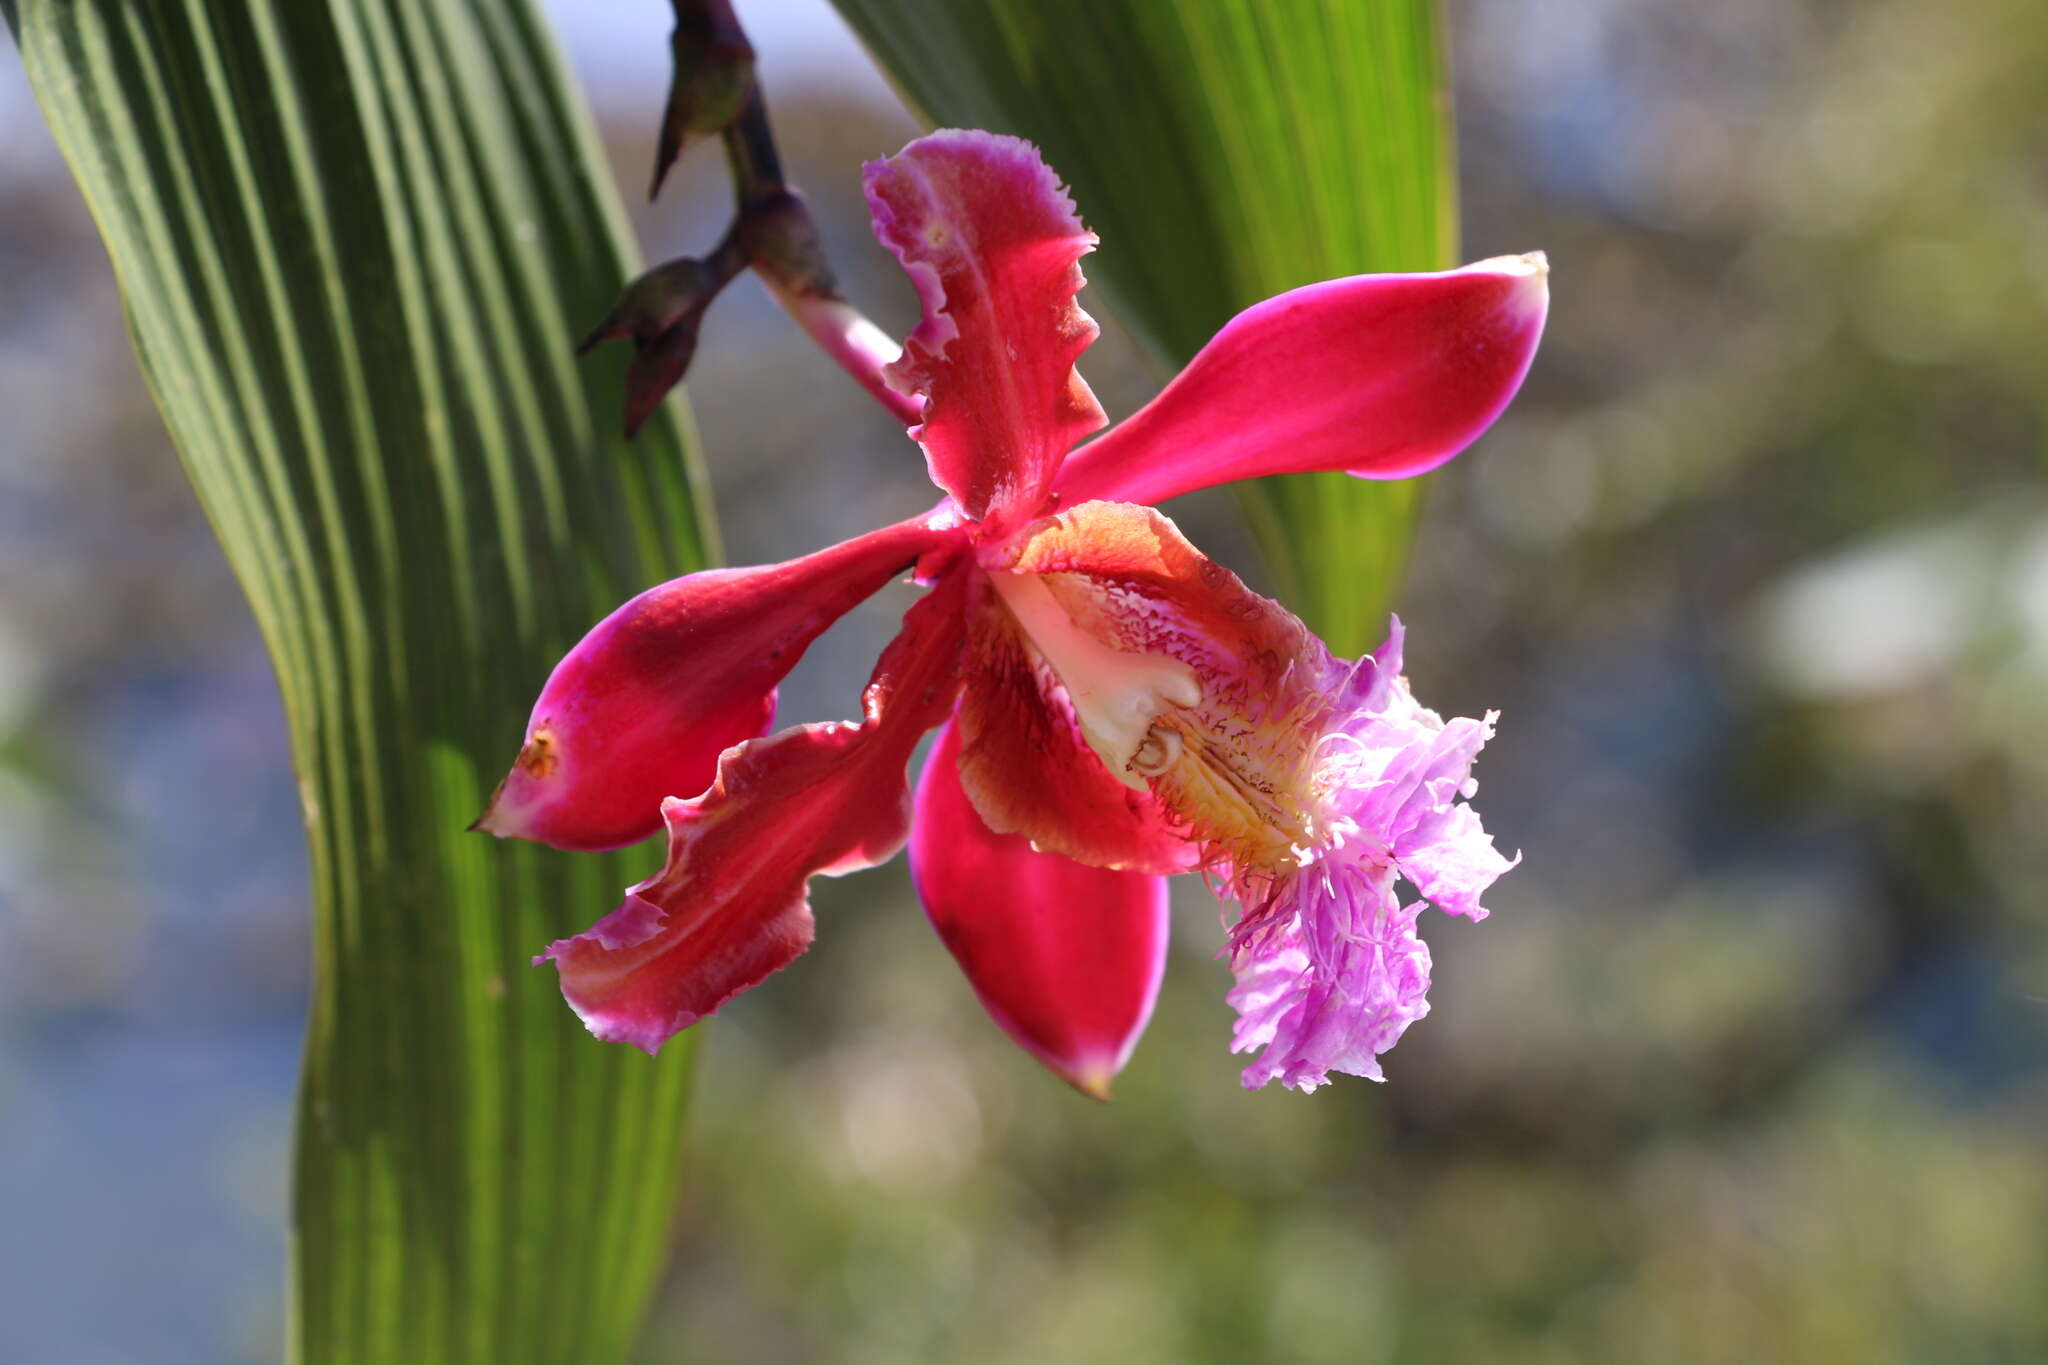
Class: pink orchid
477,130,1547,1095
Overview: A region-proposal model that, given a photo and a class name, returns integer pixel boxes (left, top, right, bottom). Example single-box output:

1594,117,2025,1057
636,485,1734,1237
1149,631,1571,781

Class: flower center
990,570,1200,790
1130,724,1183,776
1149,716,1316,870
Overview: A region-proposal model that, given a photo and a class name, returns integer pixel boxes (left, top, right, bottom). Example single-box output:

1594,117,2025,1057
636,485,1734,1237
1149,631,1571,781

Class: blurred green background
2,0,2044,1361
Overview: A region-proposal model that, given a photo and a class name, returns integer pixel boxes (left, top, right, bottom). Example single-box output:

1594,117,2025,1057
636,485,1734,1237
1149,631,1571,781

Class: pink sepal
538,573,968,1053
766,286,925,427
865,131,1107,532
912,719,1169,1098
1051,255,1550,508
476,513,962,852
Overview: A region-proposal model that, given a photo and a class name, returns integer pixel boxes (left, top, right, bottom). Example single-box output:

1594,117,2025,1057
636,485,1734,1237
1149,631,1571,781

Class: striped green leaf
8,1,709,1360
829,0,1455,650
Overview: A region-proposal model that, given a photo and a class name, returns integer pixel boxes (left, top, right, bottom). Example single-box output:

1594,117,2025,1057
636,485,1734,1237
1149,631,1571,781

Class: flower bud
578,256,717,354
622,318,703,439
650,0,755,201
739,189,836,299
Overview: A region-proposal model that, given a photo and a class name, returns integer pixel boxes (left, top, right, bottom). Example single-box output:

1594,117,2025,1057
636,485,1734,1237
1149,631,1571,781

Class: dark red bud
623,317,703,439
578,257,716,355
650,0,756,201
739,189,838,300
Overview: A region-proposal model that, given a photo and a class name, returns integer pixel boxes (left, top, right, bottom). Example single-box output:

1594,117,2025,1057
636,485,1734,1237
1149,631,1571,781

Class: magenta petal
765,287,925,427
911,718,1169,1098
539,572,968,1052
1051,255,1550,508
538,726,860,1053
864,130,1107,531
477,512,962,852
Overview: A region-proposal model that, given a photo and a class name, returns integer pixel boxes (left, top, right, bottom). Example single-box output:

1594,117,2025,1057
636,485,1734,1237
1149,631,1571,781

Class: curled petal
865,130,1107,531
1051,254,1550,508
538,573,968,1052
992,501,1328,673
912,720,1169,1097
954,567,1197,875
476,513,961,851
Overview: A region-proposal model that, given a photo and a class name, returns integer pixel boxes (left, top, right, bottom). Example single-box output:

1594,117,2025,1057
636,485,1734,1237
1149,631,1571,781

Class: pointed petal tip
1471,250,1550,316
469,724,676,852
1475,249,1548,278
1062,1059,1118,1102
469,755,533,836
467,758,553,843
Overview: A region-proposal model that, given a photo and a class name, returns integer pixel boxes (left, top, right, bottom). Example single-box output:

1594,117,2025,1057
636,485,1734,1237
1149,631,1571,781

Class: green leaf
828,0,1455,651
9,1,708,1360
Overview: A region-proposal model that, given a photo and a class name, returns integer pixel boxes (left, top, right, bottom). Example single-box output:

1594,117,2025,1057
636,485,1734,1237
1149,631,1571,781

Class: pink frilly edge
535,570,970,1053
863,130,1108,532
1228,869,1432,1093
1224,614,1518,1091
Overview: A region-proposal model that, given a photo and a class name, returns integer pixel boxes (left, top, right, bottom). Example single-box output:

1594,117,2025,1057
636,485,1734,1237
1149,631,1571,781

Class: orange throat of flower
1146,715,1317,874
991,568,1324,874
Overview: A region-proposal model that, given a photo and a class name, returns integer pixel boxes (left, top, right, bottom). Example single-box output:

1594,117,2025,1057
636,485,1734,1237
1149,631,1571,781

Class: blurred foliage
5,1,2047,1363
6,0,708,1361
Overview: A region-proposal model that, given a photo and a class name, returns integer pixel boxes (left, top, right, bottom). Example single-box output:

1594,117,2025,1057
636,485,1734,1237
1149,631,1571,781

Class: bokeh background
3,0,2045,1360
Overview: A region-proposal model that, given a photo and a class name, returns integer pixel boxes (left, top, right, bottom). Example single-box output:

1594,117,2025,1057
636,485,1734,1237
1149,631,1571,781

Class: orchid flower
477,130,1548,1094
